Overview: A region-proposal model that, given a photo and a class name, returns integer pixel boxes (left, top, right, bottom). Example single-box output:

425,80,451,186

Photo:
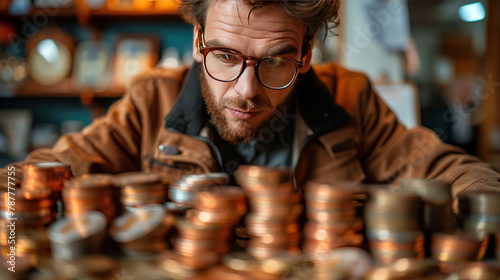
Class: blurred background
0,0,499,170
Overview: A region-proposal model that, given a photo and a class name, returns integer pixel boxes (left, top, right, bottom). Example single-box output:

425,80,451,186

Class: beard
200,71,287,145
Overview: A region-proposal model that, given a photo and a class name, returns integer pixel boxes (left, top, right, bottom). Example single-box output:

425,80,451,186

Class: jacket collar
295,67,350,136
164,62,350,137
164,63,208,136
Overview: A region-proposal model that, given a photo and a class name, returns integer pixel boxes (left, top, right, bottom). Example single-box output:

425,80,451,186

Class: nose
233,64,262,100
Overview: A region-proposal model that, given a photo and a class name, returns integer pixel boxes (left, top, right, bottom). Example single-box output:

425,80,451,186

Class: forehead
204,0,306,52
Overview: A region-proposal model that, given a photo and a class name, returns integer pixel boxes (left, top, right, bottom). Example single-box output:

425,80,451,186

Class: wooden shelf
0,8,80,22
13,81,125,98
0,6,181,25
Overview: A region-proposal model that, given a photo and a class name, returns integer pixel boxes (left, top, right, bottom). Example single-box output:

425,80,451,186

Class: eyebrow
205,39,300,57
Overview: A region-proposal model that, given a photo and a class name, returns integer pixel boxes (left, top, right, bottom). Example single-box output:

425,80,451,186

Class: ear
298,46,313,74
192,24,203,63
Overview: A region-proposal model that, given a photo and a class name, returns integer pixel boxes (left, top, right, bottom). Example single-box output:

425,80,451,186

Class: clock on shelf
26,26,75,90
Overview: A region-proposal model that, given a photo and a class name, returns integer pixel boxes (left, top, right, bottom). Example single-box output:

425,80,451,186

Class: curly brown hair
177,0,340,47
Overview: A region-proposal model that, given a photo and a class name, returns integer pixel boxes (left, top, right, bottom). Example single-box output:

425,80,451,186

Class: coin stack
303,181,365,262
62,174,117,223
173,186,246,270
235,165,301,259
48,211,107,260
253,252,309,280
364,258,440,280
169,173,230,209
112,172,167,209
364,185,424,264
190,252,258,280
438,262,500,277
458,191,500,234
431,232,487,263
455,264,500,280
110,204,175,258
50,254,117,279
22,161,72,200
0,188,54,258
401,178,455,233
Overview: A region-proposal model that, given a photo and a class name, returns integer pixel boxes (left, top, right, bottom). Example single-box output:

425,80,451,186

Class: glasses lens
258,57,298,89
205,49,244,81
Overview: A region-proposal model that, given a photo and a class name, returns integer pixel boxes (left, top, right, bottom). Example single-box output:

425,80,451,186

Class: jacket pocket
145,154,209,184
144,128,218,184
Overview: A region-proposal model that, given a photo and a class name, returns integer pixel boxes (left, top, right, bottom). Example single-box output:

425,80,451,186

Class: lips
228,108,262,120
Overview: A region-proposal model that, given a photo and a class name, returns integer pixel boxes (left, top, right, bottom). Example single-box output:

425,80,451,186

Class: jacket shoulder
126,67,190,113
128,67,190,99
312,63,372,115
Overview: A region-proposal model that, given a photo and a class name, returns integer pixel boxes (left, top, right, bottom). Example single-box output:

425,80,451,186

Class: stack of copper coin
22,161,72,200
365,185,424,264
160,250,213,279
438,262,500,278
431,232,488,264
190,251,296,280
48,211,107,260
110,204,174,258
169,173,230,209
112,172,167,209
454,263,500,280
50,254,117,279
253,252,309,280
187,186,246,226
458,191,500,234
188,252,258,280
303,181,365,261
0,187,54,259
401,178,455,233
62,174,117,223
235,165,301,259
364,258,441,280
0,187,54,229
172,186,246,270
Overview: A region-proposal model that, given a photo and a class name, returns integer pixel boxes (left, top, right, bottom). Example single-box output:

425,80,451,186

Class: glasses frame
197,29,304,90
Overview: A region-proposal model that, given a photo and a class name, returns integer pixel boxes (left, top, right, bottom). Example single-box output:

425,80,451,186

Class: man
1,0,499,211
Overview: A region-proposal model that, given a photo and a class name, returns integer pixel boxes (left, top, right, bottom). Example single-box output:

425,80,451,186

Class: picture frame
110,35,159,91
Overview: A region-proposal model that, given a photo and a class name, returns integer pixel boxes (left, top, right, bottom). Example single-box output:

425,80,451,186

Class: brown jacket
2,63,499,210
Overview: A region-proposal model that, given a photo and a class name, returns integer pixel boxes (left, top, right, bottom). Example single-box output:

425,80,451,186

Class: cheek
205,75,231,103
267,89,291,108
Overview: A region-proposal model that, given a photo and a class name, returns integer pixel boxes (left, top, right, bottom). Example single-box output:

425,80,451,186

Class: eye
263,57,285,67
212,50,241,64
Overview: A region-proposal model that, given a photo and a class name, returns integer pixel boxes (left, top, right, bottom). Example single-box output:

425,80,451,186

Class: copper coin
64,174,113,188
306,208,357,223
187,209,241,226
400,178,452,204
241,182,295,196
110,204,172,244
182,173,230,186
431,232,488,262
112,171,162,186
196,186,246,213
22,161,72,194
235,165,291,185
306,181,365,199
459,191,500,215
305,195,355,211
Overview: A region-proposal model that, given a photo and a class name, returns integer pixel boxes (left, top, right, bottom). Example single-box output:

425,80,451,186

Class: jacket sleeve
357,79,500,210
0,91,142,191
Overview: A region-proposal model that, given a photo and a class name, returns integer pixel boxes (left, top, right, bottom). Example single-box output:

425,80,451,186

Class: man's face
193,0,311,144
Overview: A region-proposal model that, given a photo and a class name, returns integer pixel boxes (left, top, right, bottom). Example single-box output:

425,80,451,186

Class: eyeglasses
198,29,304,90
